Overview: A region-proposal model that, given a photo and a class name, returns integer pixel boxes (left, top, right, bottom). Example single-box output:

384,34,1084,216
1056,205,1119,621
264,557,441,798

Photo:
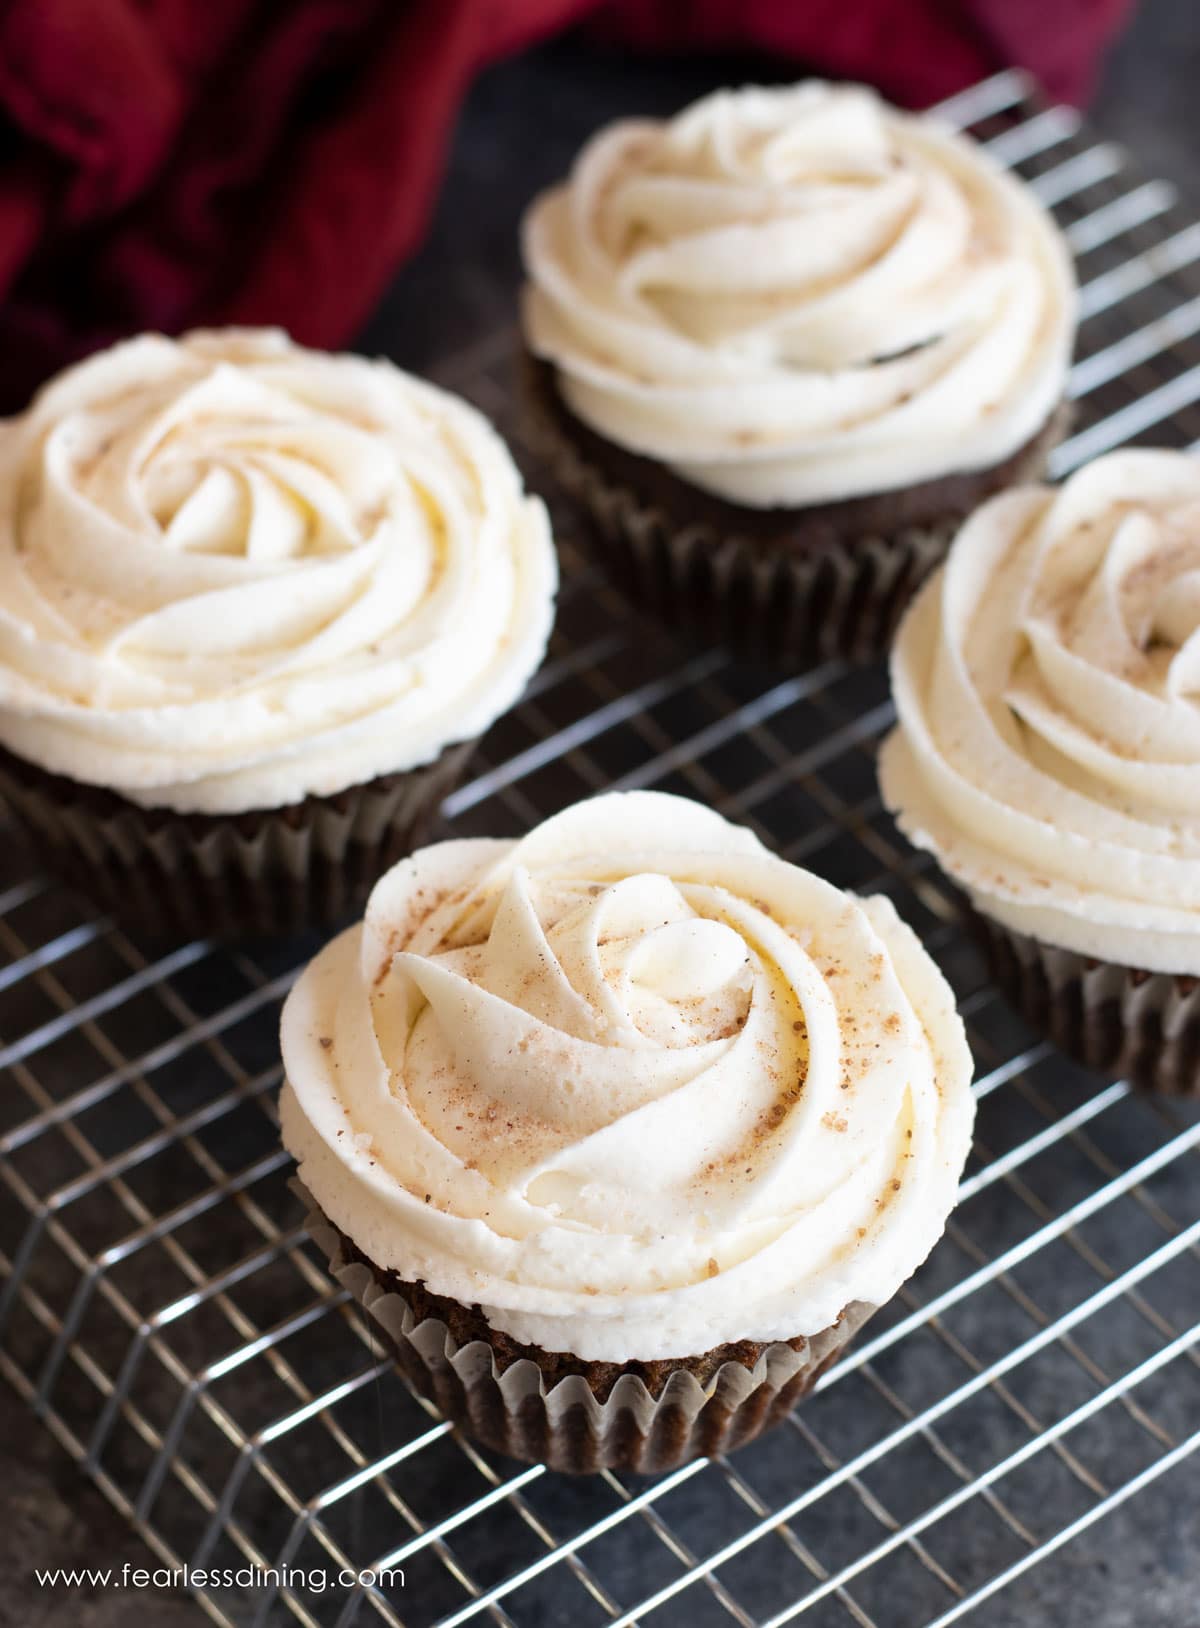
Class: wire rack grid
1,69,1199,1628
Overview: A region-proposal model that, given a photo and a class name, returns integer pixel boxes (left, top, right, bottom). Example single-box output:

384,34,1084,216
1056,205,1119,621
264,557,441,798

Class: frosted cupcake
520,81,1074,667
0,329,557,937
280,791,974,1472
881,450,1200,1095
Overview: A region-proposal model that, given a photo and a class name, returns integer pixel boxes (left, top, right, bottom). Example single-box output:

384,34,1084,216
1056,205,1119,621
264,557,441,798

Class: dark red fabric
0,0,1131,408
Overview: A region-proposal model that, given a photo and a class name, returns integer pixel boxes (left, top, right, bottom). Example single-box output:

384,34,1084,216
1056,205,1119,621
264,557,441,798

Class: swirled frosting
881,450,1200,975
0,328,556,813
280,792,974,1361
521,81,1074,507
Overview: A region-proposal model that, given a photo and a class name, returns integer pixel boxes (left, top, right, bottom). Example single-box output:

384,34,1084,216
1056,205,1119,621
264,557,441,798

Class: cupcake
520,81,1075,668
880,450,1200,1096
0,328,557,938
280,790,975,1473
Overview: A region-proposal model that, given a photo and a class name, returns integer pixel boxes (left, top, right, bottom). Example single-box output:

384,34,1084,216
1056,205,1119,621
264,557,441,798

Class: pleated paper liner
295,1183,875,1475
520,350,1069,669
0,740,473,940
974,913,1200,1096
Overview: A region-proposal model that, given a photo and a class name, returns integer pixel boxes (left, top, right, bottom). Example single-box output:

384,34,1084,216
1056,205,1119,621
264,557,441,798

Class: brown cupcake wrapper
973,913,1200,1097
296,1183,874,1475
0,740,474,940
520,352,1068,668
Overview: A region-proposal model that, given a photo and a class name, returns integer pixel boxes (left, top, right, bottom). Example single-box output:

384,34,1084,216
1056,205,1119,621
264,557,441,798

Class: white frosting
0,328,557,813
881,449,1200,975
280,791,974,1361
522,81,1075,507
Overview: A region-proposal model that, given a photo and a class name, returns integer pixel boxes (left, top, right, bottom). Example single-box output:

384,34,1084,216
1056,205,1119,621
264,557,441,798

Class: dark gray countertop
3,3,1198,1625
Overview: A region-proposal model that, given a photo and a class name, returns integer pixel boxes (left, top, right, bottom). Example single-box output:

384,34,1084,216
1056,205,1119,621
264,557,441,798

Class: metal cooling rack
2,69,1199,1628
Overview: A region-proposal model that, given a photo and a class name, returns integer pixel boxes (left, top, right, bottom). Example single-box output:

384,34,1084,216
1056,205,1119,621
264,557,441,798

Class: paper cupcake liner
295,1183,874,1475
0,741,474,940
520,353,1067,668
973,913,1200,1097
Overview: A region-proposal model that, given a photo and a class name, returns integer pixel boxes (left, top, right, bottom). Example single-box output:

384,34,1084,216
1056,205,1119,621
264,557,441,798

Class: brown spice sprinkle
318,1036,333,1049
706,1257,720,1278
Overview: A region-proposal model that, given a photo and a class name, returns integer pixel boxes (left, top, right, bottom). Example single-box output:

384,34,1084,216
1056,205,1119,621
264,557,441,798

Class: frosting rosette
280,792,974,1361
881,450,1200,975
521,81,1074,507
0,328,556,814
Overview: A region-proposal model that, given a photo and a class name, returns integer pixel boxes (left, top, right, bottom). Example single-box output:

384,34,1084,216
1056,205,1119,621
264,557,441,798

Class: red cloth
0,0,1130,408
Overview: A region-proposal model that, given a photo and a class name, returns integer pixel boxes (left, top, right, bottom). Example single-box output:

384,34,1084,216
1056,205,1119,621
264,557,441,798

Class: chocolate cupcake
519,82,1075,667
880,450,1200,1096
0,328,557,937
280,791,975,1472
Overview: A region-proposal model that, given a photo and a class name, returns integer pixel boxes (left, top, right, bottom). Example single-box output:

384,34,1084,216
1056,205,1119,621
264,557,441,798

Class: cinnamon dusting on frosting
280,791,975,1360
521,82,1074,507
883,449,1200,975
0,328,556,813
